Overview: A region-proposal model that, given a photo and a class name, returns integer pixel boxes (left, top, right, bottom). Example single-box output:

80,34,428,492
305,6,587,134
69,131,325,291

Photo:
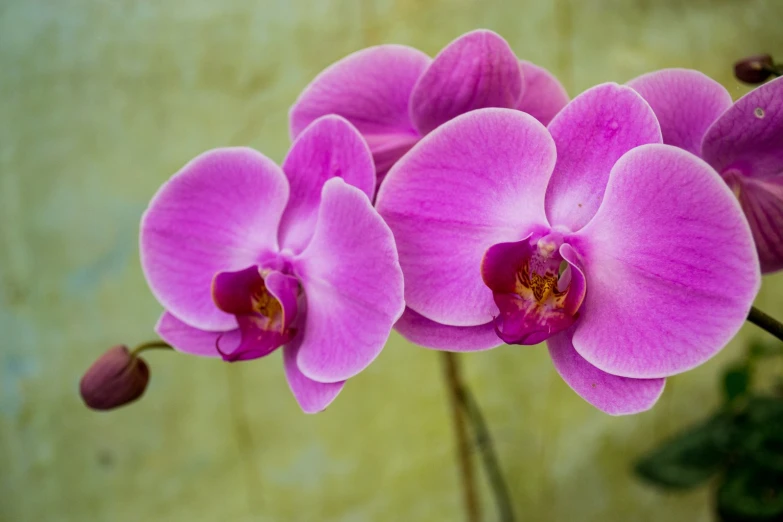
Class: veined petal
409,30,524,135
140,148,289,331
732,175,783,273
628,69,732,156
293,178,404,382
394,308,503,351
570,144,760,378
517,61,569,126
376,108,556,326
702,75,783,180
289,44,430,175
283,340,344,414
365,133,421,185
155,311,239,358
548,331,665,415
545,83,662,232
279,115,375,252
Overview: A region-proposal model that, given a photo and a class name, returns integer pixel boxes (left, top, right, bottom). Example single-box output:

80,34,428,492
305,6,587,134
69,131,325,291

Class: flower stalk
459,382,516,522
747,306,783,342
130,340,174,356
442,352,516,522
442,352,481,522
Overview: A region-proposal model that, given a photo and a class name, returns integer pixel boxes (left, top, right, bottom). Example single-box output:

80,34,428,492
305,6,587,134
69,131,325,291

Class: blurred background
2,0,783,521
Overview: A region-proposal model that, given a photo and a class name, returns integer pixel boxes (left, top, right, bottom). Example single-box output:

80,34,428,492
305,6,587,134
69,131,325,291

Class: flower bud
80,345,150,410
734,54,775,84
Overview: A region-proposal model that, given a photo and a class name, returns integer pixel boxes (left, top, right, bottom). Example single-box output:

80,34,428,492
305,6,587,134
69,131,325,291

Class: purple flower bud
80,345,150,410
733,54,775,84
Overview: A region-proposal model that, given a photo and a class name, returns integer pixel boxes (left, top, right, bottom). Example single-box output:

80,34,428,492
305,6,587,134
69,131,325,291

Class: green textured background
2,1,783,521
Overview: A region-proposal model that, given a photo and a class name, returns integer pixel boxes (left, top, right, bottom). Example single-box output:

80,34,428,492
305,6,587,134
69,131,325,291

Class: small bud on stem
79,341,172,411
734,54,781,85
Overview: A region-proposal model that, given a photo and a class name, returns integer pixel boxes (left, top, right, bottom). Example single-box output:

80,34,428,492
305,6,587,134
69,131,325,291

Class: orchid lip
211,265,300,362
481,231,586,346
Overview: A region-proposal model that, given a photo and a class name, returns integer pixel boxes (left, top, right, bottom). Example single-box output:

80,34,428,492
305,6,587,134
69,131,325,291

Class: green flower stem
442,351,516,522
747,306,783,343
130,340,174,357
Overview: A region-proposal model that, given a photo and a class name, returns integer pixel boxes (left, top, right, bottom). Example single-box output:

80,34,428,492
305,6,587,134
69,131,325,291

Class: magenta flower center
481,231,586,345
211,265,300,362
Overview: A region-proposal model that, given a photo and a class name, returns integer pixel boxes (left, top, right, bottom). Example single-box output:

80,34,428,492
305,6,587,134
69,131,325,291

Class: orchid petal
409,30,523,135
265,271,300,330
394,308,502,351
376,108,556,326
140,148,289,331
548,331,665,415
733,176,783,273
365,133,421,185
212,266,263,316
293,178,404,382
702,76,783,180
289,45,430,178
155,311,238,358
545,83,662,232
570,144,760,378
517,60,569,126
279,115,375,252
283,340,344,414
628,69,732,156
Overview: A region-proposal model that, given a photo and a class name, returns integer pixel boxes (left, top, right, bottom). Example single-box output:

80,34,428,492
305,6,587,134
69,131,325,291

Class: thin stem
459,386,516,522
441,351,481,522
748,306,783,342
767,64,783,77
131,340,174,357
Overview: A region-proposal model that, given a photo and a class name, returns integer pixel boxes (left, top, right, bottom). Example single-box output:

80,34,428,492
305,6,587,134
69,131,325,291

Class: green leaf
749,341,783,360
635,413,732,490
745,397,783,426
718,466,783,522
724,364,751,403
746,428,783,474
737,400,783,474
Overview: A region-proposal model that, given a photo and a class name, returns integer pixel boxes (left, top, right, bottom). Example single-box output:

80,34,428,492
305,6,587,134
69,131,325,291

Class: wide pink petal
375,108,556,326
155,311,239,358
394,308,502,351
702,76,783,180
279,115,375,252
516,60,569,126
545,83,662,232
548,331,665,415
293,178,404,382
289,45,430,177
570,144,760,378
140,148,289,331
283,340,344,414
628,69,732,156
409,30,524,135
733,176,783,273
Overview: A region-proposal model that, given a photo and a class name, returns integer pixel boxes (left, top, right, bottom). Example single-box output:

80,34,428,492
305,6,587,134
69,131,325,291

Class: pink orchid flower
289,29,568,186
629,71,783,273
375,83,760,415
140,116,404,413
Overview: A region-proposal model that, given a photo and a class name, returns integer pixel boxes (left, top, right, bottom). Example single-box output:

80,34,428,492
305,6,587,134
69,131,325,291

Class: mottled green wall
1,1,782,521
